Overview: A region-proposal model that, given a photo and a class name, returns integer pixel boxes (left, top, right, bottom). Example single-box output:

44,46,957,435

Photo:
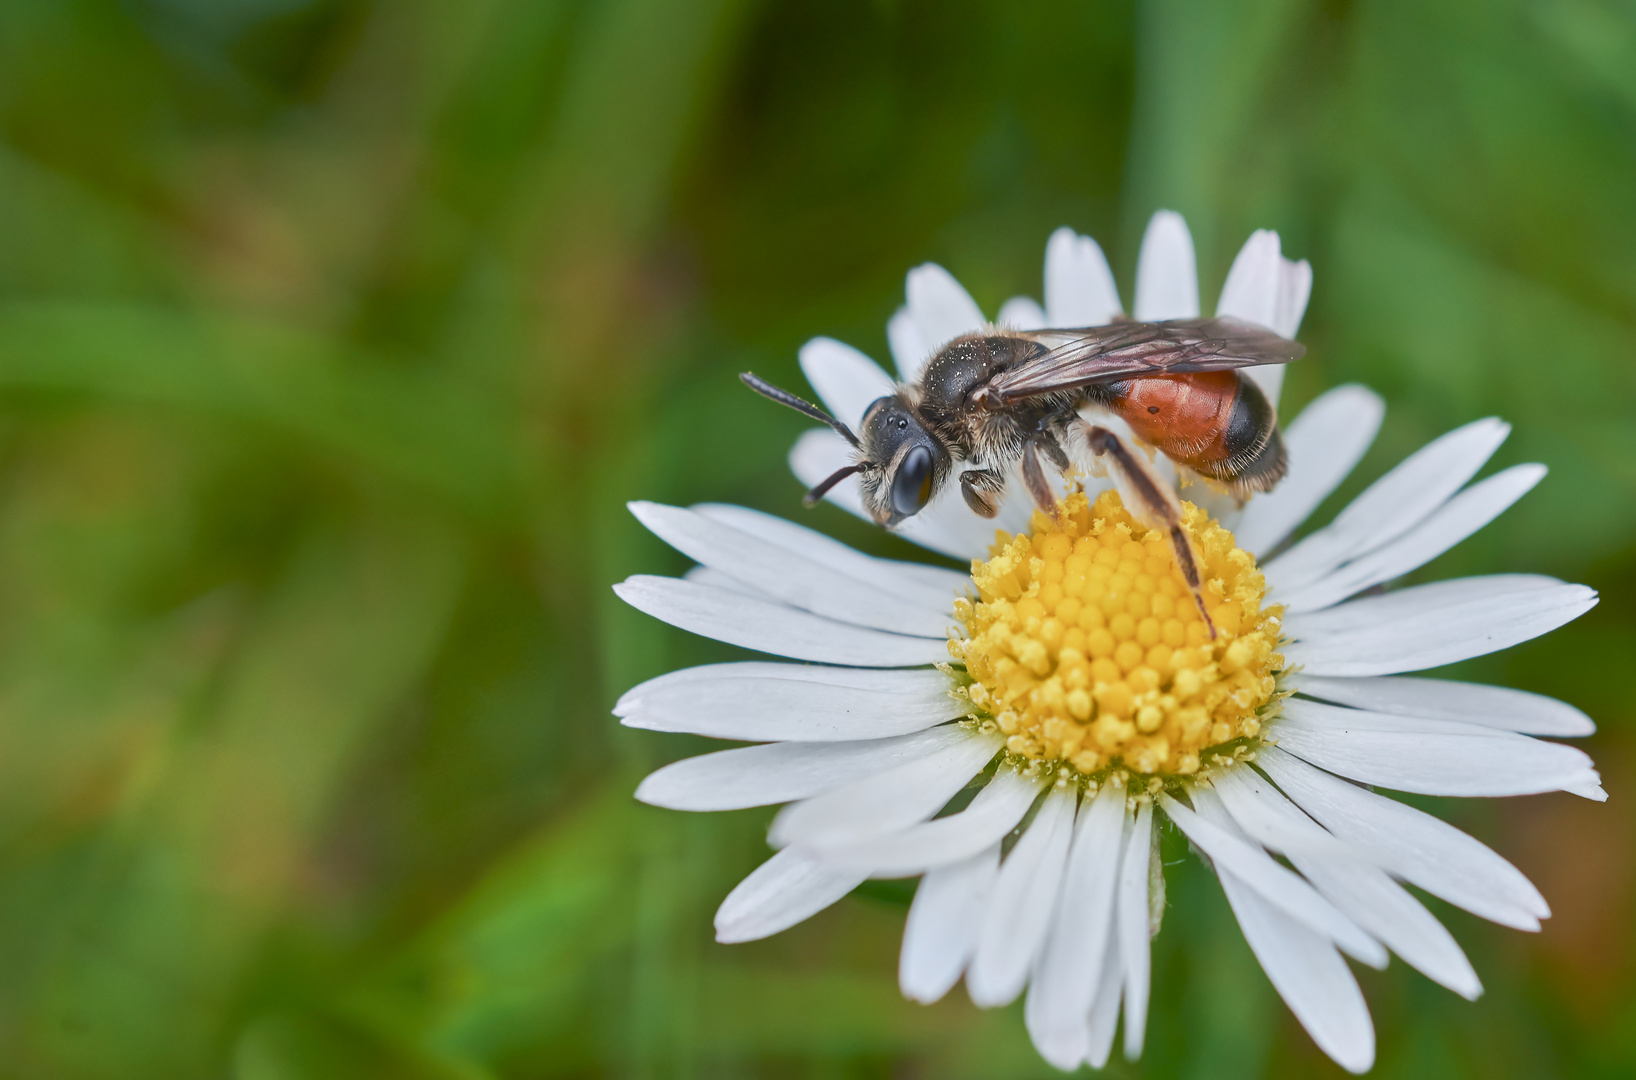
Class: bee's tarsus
1169,522,1218,639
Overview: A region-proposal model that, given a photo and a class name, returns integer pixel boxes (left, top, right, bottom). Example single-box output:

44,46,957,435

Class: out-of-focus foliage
0,0,1631,1076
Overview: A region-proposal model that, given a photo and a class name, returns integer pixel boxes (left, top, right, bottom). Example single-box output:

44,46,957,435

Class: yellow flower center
950,489,1282,780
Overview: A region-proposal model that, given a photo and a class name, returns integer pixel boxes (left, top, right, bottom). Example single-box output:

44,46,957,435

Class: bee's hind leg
1080,423,1217,639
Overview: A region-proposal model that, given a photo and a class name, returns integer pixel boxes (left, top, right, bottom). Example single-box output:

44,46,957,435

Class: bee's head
739,373,948,526
855,394,949,525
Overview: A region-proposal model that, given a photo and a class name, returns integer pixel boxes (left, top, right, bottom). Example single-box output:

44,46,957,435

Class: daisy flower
612,215,1603,1073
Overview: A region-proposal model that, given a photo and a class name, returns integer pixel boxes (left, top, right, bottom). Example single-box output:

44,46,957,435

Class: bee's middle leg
1021,433,1071,513
1080,423,1217,638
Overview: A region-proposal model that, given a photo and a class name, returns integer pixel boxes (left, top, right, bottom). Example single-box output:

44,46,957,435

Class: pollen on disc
951,489,1282,780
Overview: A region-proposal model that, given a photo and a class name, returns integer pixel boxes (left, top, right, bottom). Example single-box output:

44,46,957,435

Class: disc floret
951,489,1282,780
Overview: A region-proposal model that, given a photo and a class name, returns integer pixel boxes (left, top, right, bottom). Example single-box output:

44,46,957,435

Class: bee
742,317,1305,634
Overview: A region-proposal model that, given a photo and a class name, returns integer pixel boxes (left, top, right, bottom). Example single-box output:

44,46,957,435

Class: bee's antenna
740,372,861,448
803,464,865,506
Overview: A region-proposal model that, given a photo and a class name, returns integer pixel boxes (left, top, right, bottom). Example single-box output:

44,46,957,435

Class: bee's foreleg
959,468,1006,518
1081,424,1217,639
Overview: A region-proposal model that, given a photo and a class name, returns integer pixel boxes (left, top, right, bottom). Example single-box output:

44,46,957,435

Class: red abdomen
1108,372,1237,465
1103,370,1285,493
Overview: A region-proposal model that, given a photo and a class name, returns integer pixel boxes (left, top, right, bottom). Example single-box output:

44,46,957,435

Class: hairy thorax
916,334,1074,462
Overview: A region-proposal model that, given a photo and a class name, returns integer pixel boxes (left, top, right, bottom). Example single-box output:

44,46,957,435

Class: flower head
613,216,1602,1073
956,489,1280,780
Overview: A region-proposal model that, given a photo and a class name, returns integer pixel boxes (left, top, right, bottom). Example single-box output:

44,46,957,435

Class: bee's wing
990,317,1304,402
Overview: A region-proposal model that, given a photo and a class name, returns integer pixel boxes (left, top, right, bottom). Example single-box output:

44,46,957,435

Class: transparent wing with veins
987,316,1305,403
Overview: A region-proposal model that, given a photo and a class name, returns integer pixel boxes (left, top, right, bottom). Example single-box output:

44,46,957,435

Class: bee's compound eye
891,445,934,517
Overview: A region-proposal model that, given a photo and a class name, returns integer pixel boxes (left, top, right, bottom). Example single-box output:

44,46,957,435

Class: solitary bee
742,317,1304,634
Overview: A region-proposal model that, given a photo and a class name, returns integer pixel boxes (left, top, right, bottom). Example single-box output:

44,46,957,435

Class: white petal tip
1357,945,1390,971
963,983,1020,1010
1338,1053,1376,1075
1033,1042,1085,1072
631,775,684,810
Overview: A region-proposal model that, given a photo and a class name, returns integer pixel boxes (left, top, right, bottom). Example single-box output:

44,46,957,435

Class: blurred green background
0,0,1631,1077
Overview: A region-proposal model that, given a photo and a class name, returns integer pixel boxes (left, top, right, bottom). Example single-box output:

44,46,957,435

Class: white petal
617,660,942,711
1210,765,1371,862
797,336,896,428
1293,674,1595,737
1279,464,1546,614
1265,418,1511,593
618,666,958,742
967,786,1078,1007
814,768,1044,874
907,263,985,354
714,848,867,943
789,427,989,561
1289,573,1562,635
1023,975,1082,1070
614,575,950,667
1239,251,1311,409
1216,869,1376,1073
683,564,766,598
1119,800,1154,1061
1083,933,1125,1069
1292,854,1482,1000
1044,227,1122,327
1565,776,1609,801
1257,745,1549,928
1212,766,1482,998
634,725,970,811
996,295,1048,330
693,503,968,610
900,845,1000,1003
1279,696,1567,738
1025,782,1126,1067
629,502,950,637
1133,210,1199,321
1282,575,1598,676
1161,793,1385,966
1273,256,1313,340
1267,709,1596,799
769,729,1001,848
1217,230,1283,331
887,307,931,383
1231,385,1385,558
